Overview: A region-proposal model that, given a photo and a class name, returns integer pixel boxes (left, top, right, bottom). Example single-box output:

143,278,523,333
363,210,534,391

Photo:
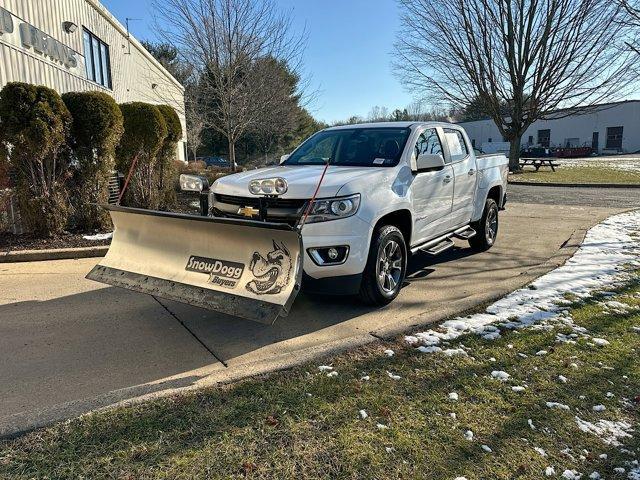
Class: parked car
196,156,236,169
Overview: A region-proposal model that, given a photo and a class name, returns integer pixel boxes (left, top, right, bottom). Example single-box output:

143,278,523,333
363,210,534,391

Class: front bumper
300,214,372,279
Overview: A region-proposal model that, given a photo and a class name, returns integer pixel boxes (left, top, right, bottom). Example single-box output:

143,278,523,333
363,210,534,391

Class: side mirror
280,154,290,164
416,153,445,172
179,174,210,192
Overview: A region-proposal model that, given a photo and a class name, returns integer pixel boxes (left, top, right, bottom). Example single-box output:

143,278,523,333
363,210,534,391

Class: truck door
410,127,454,245
443,128,477,227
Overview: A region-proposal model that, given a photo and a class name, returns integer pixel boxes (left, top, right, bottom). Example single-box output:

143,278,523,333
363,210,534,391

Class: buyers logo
185,255,245,289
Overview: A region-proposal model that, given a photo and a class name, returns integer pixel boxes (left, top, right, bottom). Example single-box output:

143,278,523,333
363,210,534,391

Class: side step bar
410,225,476,255
423,238,455,255
453,226,476,240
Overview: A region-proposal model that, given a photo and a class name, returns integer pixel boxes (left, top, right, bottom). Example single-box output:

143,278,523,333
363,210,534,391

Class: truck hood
212,165,390,198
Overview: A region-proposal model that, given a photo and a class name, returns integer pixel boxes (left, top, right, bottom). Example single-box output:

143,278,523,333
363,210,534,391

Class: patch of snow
453,477,468,480
512,386,526,392
536,350,548,356
385,446,394,453
359,409,368,419
545,466,556,476
528,419,536,430
386,371,401,380
481,444,492,452
534,447,547,457
574,416,633,446
559,375,568,383
615,468,626,474
491,370,510,381
376,423,388,430
628,466,640,480
464,430,474,441
546,402,571,410
592,338,610,346
404,210,640,353
326,371,338,377
360,375,370,381
318,365,333,372
562,470,582,479
448,392,459,401
443,348,468,356
82,232,112,241
588,473,601,479
632,326,640,333
592,404,606,412
489,357,497,362
417,345,442,354
383,349,395,357
450,412,457,419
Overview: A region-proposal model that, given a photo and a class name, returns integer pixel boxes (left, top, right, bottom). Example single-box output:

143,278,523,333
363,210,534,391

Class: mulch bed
0,232,111,252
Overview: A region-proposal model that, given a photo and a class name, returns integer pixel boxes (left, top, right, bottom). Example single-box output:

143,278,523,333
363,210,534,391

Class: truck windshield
283,127,411,167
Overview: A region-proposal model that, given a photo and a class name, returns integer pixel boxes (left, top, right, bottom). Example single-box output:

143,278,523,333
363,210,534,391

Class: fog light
308,246,349,265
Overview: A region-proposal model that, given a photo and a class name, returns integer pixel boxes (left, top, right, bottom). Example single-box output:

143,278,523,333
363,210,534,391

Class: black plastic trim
302,272,362,295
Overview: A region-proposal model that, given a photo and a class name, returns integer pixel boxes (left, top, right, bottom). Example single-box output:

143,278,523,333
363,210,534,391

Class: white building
459,100,640,155
0,0,187,161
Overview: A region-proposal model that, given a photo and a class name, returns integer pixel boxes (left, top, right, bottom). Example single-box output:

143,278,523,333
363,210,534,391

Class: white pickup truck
206,121,508,306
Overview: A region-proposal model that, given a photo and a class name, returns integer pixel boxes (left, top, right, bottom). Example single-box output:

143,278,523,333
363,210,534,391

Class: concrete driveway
0,188,637,436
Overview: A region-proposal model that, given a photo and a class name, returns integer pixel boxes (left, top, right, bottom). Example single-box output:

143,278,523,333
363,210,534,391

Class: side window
443,129,469,162
414,128,443,161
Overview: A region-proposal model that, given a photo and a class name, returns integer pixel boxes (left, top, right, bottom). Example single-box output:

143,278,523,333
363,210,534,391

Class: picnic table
519,157,560,172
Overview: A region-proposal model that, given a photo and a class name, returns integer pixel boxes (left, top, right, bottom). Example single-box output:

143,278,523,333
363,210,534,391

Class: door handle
443,175,452,184
468,169,476,176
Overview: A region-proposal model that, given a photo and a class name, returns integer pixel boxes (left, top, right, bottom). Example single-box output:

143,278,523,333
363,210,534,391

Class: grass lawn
1,276,639,479
510,164,640,185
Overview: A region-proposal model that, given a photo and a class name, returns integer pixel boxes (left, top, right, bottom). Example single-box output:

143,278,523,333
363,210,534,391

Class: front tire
359,225,407,306
469,198,499,251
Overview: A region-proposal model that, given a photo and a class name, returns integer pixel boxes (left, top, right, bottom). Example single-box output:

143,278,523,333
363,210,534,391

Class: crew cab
191,122,508,306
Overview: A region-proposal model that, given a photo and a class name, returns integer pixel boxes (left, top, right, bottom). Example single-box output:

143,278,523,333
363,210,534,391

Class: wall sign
0,7,78,69
19,23,78,68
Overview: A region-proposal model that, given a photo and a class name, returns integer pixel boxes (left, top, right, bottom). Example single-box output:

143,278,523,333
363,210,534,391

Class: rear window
284,128,411,167
443,129,469,162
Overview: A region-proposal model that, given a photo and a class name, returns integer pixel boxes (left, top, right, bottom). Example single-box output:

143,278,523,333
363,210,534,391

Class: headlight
180,174,209,192
248,177,288,195
305,194,360,223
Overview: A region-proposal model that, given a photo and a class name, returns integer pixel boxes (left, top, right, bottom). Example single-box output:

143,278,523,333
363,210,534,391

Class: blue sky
101,0,413,123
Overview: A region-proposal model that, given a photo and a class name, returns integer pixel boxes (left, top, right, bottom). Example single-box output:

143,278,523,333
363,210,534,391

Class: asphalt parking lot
0,184,638,437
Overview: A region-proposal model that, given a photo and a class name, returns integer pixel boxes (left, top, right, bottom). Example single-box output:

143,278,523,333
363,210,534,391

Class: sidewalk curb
509,180,640,189
0,245,108,263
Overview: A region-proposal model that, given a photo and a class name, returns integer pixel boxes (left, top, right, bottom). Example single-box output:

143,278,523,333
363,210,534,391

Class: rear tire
469,198,499,252
359,225,407,306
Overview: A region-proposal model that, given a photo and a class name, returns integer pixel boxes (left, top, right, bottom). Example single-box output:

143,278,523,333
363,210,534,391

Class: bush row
0,82,182,237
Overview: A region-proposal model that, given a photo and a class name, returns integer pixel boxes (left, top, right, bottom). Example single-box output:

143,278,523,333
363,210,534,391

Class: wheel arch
372,209,413,246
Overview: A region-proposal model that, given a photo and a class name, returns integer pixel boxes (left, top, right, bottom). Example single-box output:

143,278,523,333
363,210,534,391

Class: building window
83,28,111,89
606,126,623,150
537,129,551,148
528,135,534,145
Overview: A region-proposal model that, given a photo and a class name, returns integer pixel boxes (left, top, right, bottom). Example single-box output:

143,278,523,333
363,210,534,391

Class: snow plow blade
86,205,303,324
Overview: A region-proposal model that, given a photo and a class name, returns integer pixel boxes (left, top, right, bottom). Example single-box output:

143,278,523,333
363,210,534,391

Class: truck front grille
212,194,308,225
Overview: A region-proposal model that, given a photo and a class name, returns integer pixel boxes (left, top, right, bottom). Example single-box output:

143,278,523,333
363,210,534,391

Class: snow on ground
82,232,113,241
405,210,640,353
559,156,640,173
574,417,634,446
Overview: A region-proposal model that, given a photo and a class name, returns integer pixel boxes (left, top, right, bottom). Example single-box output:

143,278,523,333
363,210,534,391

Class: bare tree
153,0,305,171
395,0,637,170
185,88,207,161
620,0,640,54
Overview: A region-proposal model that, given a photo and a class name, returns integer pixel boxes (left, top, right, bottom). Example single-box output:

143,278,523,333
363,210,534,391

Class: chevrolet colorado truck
199,121,508,306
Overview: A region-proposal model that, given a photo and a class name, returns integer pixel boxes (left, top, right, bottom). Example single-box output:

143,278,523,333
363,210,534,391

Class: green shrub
156,105,182,210
63,91,124,231
0,82,71,237
116,102,167,209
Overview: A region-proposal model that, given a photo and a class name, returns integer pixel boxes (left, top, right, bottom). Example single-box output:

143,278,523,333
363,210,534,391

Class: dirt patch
0,232,111,252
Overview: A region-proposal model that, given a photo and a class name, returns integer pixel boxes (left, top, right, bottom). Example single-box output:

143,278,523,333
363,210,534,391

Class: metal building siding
0,0,186,159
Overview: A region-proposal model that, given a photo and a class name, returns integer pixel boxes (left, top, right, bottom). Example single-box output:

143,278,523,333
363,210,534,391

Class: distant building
459,100,640,155
0,0,187,161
